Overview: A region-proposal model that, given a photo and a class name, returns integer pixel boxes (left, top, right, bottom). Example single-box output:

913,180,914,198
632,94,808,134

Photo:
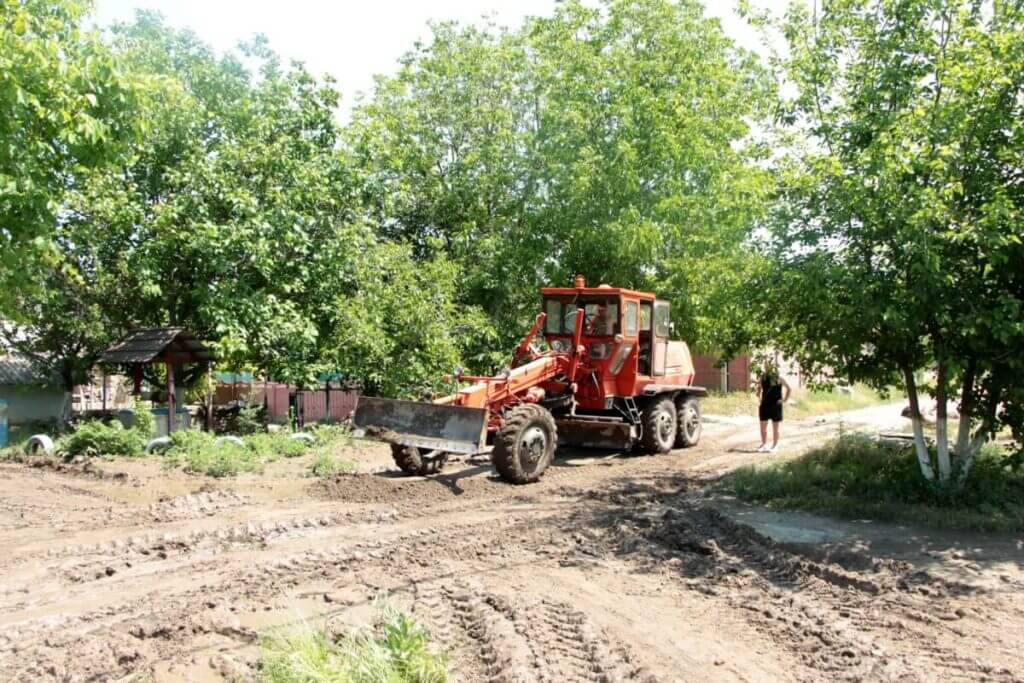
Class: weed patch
60,420,146,457
717,434,1024,531
261,608,449,682
309,451,355,478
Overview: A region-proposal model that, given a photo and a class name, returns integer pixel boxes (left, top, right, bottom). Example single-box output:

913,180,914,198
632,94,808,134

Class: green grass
261,608,449,683
162,429,325,477
309,451,356,478
716,433,1024,532
702,383,896,419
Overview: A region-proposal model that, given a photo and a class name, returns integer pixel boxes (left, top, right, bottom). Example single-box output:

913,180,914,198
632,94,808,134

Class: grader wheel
390,444,448,476
641,396,677,453
492,404,557,484
674,396,702,448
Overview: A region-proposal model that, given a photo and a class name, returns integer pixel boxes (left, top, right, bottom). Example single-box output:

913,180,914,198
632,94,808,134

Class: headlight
551,339,564,351
589,342,610,359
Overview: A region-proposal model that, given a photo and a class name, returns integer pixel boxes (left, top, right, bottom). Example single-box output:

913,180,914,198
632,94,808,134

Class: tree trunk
935,359,951,482
59,390,73,430
954,359,975,457
58,367,75,430
902,364,935,481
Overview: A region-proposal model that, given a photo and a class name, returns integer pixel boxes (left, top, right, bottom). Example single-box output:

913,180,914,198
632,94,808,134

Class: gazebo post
166,360,176,435
133,364,142,396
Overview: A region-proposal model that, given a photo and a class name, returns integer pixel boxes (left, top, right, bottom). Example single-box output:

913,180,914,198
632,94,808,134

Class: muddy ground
0,404,1021,682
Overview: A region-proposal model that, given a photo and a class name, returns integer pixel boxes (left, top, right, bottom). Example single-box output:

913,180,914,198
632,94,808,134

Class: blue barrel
0,399,8,449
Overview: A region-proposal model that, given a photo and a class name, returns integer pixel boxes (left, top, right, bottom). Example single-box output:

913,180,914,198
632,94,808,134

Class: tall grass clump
261,608,449,683
309,451,355,478
719,433,1024,531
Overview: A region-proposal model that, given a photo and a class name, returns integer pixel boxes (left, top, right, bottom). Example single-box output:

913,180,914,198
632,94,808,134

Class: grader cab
353,276,706,484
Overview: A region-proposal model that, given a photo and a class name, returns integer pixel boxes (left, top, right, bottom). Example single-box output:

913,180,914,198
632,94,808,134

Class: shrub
60,420,146,457
162,429,253,477
719,433,1024,531
309,451,355,478
236,403,265,435
307,423,352,446
261,608,449,683
246,432,310,460
131,398,155,438
182,441,261,477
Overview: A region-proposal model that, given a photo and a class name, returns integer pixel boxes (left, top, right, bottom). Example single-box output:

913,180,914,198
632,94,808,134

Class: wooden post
166,360,176,435
325,380,331,425
133,364,143,396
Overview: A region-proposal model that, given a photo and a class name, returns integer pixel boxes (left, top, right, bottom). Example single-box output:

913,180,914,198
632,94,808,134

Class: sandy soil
0,403,1021,682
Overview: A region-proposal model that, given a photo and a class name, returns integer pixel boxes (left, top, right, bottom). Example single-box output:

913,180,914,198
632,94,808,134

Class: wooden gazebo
102,328,215,433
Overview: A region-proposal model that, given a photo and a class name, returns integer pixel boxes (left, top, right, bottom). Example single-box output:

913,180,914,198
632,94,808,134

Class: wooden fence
693,354,752,393
295,386,359,426
214,380,359,425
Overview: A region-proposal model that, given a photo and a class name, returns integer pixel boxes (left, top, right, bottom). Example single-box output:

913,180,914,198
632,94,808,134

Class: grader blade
556,418,635,451
353,397,488,454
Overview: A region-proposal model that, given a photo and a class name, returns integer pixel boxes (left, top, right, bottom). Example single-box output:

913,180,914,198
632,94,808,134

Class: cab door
652,300,671,376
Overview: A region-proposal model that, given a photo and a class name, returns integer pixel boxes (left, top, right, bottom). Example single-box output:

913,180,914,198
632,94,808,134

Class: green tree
64,14,364,389
349,0,773,353
0,254,112,425
758,0,1024,483
0,0,133,297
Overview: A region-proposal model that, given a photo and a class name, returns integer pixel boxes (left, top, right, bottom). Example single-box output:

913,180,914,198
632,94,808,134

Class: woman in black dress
757,361,791,453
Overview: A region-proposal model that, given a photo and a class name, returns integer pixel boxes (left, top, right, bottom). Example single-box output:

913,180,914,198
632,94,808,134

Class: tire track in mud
580,485,1015,682
443,579,643,683
0,510,568,681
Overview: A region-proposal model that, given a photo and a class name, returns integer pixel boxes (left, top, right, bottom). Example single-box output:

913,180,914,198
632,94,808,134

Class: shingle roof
0,354,58,386
102,328,216,365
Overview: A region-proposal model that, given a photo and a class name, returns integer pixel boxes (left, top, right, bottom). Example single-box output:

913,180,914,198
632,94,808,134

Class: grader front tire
391,444,447,476
492,404,557,484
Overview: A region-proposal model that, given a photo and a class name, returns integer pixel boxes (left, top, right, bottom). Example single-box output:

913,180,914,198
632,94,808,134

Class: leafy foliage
309,451,355,478
261,608,450,683
750,0,1024,482
0,0,134,293
349,0,774,352
719,434,1024,532
163,429,315,476
60,420,145,457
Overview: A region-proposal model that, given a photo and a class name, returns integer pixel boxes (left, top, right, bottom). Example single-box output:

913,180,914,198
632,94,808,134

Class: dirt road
0,405,1021,682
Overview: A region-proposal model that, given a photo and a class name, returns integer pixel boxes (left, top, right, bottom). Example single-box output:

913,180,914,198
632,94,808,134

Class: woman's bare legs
771,420,781,449
759,420,768,449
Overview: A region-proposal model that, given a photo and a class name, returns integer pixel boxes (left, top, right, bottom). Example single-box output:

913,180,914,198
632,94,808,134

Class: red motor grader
353,276,706,484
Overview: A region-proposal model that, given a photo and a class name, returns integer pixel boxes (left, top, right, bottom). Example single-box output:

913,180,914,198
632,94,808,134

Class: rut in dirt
561,474,1018,682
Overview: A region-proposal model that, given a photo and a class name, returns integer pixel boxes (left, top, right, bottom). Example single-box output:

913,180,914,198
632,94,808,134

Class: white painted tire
26,434,55,455
145,437,173,453
289,433,315,444
215,436,245,447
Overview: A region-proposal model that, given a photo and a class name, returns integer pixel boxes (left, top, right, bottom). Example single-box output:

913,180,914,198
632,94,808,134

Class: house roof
0,354,58,386
102,328,216,365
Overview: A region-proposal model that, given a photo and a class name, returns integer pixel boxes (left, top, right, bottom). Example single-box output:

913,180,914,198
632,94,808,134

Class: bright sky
91,0,791,117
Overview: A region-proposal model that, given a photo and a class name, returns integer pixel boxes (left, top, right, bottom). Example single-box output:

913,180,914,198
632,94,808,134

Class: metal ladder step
623,397,642,425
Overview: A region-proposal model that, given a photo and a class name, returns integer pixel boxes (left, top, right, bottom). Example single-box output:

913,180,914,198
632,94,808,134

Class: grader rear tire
390,444,447,476
674,397,702,448
641,396,677,453
492,404,557,484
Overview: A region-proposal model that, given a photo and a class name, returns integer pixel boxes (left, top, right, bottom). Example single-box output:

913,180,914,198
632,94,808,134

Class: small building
0,354,64,424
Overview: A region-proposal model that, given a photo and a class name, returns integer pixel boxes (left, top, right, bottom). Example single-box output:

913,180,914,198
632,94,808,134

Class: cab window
640,303,652,332
545,299,561,334
654,301,671,337
624,301,638,336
